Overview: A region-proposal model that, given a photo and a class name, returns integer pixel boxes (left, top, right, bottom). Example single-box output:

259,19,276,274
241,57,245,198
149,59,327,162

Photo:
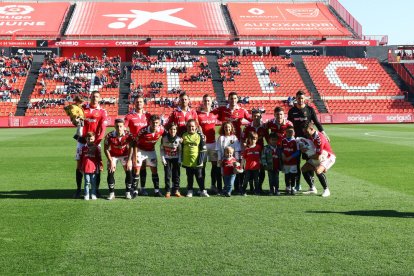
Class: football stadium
1,0,413,274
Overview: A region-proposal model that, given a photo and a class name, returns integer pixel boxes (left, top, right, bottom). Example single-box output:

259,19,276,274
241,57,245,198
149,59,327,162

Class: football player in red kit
74,91,107,198
124,95,151,196
213,92,251,140
166,92,199,136
104,119,134,200
132,115,165,197
266,106,293,147
301,122,336,197
197,94,220,193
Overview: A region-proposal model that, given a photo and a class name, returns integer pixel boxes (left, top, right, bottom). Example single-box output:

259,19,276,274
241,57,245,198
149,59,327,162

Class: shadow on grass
307,210,414,218
0,188,156,199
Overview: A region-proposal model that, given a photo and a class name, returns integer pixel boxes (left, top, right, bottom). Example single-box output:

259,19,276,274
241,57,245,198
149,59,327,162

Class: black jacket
287,105,324,138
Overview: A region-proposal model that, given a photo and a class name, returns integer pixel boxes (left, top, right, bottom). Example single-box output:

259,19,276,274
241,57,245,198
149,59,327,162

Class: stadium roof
227,2,351,38
65,2,231,38
0,1,360,41
0,2,70,38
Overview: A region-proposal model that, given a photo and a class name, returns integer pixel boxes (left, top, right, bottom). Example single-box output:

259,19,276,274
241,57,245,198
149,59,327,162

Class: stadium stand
26,55,121,116
129,52,214,115
302,56,413,113
217,55,316,113
405,64,414,76
0,54,31,116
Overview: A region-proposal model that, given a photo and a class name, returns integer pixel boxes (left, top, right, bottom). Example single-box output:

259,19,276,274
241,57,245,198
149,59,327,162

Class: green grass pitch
1,124,414,275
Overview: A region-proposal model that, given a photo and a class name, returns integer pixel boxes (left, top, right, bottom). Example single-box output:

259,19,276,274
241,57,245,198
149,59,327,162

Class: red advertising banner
0,3,70,37
227,2,351,37
65,2,230,37
1,114,413,128
0,40,36,47
1,116,117,128
48,39,378,48
319,113,414,124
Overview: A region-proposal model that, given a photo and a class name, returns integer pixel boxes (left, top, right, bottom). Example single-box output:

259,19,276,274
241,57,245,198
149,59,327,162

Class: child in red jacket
80,132,102,200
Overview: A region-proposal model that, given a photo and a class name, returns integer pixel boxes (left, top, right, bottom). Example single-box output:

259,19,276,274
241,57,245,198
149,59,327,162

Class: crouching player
104,119,134,200
133,115,165,197
261,132,281,196
301,122,335,197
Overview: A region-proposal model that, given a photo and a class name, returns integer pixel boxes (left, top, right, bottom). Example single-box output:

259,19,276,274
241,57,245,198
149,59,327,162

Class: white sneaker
186,190,193,198
107,192,115,200
91,194,97,200
322,188,331,197
84,194,90,201
286,186,291,194
302,186,318,195
125,192,132,199
200,190,210,197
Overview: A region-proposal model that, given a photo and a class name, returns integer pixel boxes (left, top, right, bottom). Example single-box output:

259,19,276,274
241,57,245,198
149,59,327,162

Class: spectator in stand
288,90,328,193
270,66,279,73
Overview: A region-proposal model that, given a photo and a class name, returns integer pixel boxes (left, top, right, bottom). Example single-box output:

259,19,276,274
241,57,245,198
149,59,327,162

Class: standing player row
73,90,335,200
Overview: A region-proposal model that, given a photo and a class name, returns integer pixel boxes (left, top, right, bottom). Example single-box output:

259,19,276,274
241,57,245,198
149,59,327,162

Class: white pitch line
364,132,414,140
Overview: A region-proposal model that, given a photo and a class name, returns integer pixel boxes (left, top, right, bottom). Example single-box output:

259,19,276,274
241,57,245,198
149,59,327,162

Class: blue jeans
223,174,236,194
84,173,97,196
268,170,280,193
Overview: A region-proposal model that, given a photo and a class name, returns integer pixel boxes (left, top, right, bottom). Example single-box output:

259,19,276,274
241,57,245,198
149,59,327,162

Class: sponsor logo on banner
322,115,332,123
0,40,35,47
286,8,319,17
0,5,34,15
11,47,58,55
0,5,47,29
348,40,371,46
103,8,196,30
291,41,314,46
347,115,373,123
233,41,256,46
386,114,412,122
9,118,20,127
115,41,139,46
174,41,198,46
28,117,38,126
55,41,79,46
248,8,265,15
